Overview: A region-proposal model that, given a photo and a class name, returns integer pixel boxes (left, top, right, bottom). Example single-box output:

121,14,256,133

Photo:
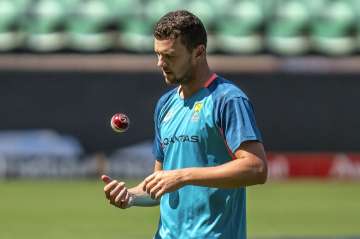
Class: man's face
154,37,194,85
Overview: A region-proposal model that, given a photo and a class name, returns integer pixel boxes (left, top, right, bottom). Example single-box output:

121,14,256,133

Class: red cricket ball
110,113,130,133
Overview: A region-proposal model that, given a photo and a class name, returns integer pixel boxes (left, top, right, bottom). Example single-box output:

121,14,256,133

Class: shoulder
154,88,177,114
208,75,250,104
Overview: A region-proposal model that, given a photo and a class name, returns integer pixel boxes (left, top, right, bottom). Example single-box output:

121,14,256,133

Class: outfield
0,180,359,239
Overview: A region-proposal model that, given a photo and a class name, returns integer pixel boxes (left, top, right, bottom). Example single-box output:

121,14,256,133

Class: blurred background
0,0,359,238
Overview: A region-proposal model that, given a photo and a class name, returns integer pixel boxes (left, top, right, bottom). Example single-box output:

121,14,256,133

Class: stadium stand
0,0,359,55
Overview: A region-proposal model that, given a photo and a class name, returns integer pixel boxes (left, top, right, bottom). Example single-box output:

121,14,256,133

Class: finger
120,192,131,209
149,183,162,199
109,200,116,207
109,195,122,208
110,182,125,201
123,192,130,203
104,180,118,199
155,189,165,200
104,180,118,192
143,173,156,191
114,187,127,204
145,178,159,195
101,175,112,184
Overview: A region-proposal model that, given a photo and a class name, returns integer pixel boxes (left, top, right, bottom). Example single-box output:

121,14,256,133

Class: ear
195,45,205,58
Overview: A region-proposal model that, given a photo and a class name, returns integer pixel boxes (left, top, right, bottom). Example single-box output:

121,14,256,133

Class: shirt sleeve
218,97,262,153
152,100,164,162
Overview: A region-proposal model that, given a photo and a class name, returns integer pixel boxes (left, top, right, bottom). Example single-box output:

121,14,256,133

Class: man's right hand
101,175,133,209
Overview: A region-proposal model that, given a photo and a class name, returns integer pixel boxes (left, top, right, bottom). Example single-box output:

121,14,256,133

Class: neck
179,62,212,99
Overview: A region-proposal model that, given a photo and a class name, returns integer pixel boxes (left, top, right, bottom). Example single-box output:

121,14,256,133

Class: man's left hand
143,170,185,200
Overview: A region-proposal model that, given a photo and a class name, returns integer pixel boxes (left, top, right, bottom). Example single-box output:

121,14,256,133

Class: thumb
101,174,112,184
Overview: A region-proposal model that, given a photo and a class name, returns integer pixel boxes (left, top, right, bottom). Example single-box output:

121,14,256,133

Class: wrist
179,168,193,186
127,194,135,207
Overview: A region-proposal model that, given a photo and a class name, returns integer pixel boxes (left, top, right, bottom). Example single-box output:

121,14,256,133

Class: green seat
0,0,28,51
67,0,114,52
347,0,360,51
266,0,310,56
105,0,145,52
216,0,264,54
24,0,71,52
258,0,278,20
141,0,217,53
311,0,356,56
106,0,141,23
118,15,154,53
183,0,217,53
143,0,182,26
118,0,187,53
302,0,327,17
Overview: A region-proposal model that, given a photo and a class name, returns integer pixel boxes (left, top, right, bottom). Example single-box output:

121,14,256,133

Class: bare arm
183,141,267,188
143,141,267,199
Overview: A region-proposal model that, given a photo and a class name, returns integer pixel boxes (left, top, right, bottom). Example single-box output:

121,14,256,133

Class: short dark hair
153,10,207,51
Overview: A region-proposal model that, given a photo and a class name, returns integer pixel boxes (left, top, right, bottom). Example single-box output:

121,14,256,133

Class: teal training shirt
152,74,262,239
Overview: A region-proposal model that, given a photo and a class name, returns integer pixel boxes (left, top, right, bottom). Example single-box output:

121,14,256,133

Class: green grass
0,179,359,239
247,180,360,237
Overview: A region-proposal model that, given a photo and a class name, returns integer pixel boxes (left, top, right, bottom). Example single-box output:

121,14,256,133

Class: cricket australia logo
191,102,203,122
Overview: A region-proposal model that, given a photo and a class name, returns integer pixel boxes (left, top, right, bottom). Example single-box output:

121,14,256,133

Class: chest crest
191,102,203,122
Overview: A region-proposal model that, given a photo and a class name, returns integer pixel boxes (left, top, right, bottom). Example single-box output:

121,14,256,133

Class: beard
164,65,193,86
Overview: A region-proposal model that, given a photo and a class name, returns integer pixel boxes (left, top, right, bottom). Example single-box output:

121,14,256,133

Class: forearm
128,181,160,207
181,157,267,188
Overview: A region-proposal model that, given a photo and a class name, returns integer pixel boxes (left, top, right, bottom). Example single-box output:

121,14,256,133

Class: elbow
258,165,268,184
255,159,268,185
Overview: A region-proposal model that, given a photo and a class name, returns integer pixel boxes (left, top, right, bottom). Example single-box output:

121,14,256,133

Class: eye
155,52,175,61
165,54,175,60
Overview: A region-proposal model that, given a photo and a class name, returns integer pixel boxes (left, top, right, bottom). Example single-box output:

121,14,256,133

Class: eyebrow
154,49,176,55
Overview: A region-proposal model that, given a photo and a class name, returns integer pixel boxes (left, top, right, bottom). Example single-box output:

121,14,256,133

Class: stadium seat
302,0,327,16
311,0,357,55
183,0,217,52
118,0,184,53
3,0,360,56
67,0,115,52
24,0,70,52
108,0,154,52
118,16,155,53
347,0,360,52
0,0,28,51
105,0,143,25
257,0,277,20
141,0,218,53
215,0,264,54
143,0,183,26
266,0,310,56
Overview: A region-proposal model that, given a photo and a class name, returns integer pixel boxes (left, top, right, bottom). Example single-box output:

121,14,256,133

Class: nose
157,55,165,68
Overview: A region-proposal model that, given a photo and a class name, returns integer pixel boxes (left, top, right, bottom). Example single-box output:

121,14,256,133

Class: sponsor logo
268,155,289,179
329,154,360,179
162,135,199,147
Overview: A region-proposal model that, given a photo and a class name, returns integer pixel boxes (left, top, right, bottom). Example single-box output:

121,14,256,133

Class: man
102,10,267,239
